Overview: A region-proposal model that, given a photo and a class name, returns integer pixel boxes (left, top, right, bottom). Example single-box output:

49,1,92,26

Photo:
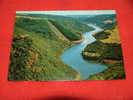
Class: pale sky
16,10,116,16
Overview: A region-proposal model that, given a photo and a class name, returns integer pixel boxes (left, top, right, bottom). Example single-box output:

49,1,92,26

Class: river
61,24,107,80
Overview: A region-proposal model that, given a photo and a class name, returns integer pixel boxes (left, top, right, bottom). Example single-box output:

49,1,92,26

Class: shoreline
87,60,125,80
75,72,82,80
72,37,84,43
61,26,108,80
82,47,125,80
92,30,103,36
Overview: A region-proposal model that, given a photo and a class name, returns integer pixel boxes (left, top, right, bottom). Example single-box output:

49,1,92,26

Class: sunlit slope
47,20,69,41
82,25,125,80
10,16,93,81
83,26,123,60
16,13,94,40
100,26,120,43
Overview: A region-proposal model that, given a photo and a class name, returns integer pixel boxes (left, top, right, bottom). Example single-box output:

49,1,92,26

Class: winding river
61,24,107,80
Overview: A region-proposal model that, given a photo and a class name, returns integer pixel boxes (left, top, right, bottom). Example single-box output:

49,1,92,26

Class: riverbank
74,72,82,80
72,37,84,43
82,46,125,80
9,16,88,81
82,25,125,80
61,24,107,80
87,60,125,80
92,30,103,36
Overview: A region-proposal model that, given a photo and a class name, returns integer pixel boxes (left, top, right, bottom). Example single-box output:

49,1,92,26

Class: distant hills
16,13,94,41
68,14,116,30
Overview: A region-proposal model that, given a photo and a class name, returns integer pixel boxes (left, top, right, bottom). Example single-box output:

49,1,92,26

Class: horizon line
16,10,116,16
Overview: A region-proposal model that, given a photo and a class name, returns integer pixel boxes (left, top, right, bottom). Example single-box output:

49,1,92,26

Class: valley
8,11,125,81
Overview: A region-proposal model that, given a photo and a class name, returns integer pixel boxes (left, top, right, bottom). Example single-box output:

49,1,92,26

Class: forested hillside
16,14,94,40
8,14,93,81
82,26,125,80
70,14,116,30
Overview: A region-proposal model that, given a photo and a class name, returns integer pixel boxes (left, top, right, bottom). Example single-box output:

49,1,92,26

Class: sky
16,10,116,16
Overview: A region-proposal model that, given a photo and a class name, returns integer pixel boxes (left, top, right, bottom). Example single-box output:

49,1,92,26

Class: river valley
61,24,108,80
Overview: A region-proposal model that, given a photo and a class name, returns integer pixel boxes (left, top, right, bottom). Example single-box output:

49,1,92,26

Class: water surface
61,24,107,80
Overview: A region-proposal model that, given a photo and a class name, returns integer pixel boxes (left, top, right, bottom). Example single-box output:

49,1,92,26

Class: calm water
61,24,107,80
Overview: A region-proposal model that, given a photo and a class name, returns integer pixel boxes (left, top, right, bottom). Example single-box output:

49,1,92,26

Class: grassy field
8,15,94,81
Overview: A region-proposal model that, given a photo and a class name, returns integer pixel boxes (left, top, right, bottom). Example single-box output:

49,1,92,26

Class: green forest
82,26,125,80
8,14,93,81
8,12,125,81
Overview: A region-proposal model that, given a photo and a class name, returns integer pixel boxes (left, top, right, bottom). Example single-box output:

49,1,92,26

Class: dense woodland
8,13,125,81
82,26,125,80
8,14,93,81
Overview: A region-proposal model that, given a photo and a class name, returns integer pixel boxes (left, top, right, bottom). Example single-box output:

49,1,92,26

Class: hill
70,14,116,30
82,26,125,80
100,26,120,43
16,13,94,40
8,15,94,81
